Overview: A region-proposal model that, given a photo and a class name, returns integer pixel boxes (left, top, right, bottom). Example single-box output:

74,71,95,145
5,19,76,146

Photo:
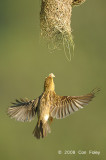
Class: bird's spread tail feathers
33,121,51,139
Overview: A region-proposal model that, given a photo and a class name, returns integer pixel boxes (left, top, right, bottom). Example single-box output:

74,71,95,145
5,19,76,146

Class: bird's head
44,73,55,92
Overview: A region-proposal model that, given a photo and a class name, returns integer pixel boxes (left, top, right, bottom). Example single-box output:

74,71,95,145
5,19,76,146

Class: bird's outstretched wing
8,97,39,122
50,89,100,119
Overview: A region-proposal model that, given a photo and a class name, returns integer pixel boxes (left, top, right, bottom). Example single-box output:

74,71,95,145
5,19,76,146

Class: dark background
0,0,106,160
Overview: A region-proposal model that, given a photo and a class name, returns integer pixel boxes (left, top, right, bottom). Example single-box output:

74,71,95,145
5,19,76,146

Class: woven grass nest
40,0,86,59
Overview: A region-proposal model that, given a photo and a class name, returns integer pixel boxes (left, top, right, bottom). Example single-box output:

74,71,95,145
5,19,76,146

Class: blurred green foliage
0,0,106,160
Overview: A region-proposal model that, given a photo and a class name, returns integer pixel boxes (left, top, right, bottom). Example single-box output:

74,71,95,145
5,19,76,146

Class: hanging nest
40,0,73,47
40,0,86,59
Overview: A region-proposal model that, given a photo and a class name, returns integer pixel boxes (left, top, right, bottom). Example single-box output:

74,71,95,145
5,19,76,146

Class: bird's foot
72,0,86,6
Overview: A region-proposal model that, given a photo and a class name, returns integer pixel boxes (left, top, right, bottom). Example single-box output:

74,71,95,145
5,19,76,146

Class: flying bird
8,73,99,139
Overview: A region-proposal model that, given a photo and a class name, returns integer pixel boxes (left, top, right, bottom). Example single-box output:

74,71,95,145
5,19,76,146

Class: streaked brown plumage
8,73,100,139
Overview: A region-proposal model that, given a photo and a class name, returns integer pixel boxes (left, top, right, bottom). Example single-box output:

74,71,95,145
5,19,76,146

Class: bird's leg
49,117,53,124
72,0,86,6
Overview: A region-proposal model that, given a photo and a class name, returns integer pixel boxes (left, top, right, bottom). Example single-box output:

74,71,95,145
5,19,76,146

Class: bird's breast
38,104,50,123
38,95,51,123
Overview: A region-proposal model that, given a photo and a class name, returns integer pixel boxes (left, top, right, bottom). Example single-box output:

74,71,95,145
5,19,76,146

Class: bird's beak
49,73,55,78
